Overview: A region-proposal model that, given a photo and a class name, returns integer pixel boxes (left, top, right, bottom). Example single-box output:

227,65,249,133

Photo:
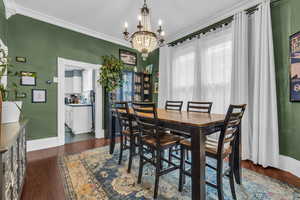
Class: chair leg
154,150,162,199
229,154,237,199
118,135,124,165
178,145,185,192
127,136,134,173
137,142,144,184
217,158,224,200
168,147,172,166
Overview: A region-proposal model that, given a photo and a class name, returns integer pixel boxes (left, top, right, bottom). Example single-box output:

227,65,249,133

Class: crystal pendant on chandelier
122,0,165,60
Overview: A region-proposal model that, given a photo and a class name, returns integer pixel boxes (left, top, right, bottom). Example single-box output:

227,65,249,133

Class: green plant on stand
0,44,23,124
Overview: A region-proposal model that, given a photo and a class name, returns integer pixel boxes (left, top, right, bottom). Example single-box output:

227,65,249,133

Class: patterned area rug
58,146,300,200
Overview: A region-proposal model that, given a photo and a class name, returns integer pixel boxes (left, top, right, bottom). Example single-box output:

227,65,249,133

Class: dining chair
178,104,247,200
187,101,213,113
165,100,183,111
114,101,139,173
132,102,180,199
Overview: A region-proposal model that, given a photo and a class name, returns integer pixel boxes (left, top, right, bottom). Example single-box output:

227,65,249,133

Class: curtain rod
168,4,260,47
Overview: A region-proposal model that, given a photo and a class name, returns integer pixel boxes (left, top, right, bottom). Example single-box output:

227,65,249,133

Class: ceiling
14,0,247,45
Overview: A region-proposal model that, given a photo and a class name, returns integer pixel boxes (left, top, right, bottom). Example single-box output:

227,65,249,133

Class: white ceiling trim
3,0,17,19
167,0,262,43
6,3,131,47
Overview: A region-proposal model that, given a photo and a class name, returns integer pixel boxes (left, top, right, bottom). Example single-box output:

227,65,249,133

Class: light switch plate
53,77,58,83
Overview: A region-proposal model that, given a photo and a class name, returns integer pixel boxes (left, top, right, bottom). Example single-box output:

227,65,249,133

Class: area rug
58,146,300,200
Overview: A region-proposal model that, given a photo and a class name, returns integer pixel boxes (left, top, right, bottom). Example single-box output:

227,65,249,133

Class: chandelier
122,0,165,60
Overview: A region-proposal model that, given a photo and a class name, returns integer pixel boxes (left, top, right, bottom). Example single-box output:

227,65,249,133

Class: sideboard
0,120,28,200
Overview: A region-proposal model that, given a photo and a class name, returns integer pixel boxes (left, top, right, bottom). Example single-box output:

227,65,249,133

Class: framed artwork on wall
290,31,300,102
32,89,47,103
16,56,27,63
119,49,137,66
20,71,36,86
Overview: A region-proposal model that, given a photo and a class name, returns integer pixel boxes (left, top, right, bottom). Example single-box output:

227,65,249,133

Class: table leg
191,127,206,200
109,112,115,154
234,124,242,184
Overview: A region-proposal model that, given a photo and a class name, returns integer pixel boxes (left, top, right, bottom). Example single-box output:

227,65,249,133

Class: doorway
57,58,104,145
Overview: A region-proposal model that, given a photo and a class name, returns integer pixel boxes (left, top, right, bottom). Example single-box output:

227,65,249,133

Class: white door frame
57,57,104,145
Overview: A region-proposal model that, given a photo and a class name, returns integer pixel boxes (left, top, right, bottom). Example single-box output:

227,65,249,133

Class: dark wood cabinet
134,73,152,102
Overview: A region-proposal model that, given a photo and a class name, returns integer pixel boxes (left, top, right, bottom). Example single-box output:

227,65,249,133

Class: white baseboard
27,137,61,152
279,155,300,178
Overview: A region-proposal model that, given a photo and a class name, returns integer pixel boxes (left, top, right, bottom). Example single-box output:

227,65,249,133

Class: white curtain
231,11,251,160
248,0,279,168
197,28,233,114
158,0,279,168
158,27,233,112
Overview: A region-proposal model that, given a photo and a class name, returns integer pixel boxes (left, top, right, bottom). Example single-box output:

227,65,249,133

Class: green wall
7,14,145,140
0,0,7,44
271,0,300,161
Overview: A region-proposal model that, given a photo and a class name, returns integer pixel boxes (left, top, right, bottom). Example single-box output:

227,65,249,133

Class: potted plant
0,41,22,124
98,55,125,93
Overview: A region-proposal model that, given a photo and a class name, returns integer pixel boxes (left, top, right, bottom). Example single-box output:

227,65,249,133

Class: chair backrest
113,101,133,135
165,100,183,111
217,104,247,156
132,102,162,144
187,101,213,113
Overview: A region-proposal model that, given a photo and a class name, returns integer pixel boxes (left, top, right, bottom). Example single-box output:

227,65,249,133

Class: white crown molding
3,0,17,19
167,0,262,43
9,4,130,47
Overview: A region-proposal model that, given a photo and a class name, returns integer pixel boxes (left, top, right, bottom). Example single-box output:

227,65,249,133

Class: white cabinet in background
65,105,92,134
72,76,82,93
65,77,73,94
82,69,93,92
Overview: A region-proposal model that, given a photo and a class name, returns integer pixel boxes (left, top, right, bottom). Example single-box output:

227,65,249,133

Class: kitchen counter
66,104,92,107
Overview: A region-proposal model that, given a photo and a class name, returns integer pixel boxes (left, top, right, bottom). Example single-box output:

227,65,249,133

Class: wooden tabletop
116,108,225,128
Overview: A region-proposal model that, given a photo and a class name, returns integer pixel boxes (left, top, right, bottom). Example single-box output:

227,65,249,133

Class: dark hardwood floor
21,138,300,200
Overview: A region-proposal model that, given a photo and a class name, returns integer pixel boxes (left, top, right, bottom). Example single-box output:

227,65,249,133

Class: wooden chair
165,100,183,111
178,104,247,200
187,101,213,113
114,101,139,173
132,102,181,199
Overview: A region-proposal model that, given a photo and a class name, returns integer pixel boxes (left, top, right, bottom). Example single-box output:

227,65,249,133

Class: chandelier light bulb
158,19,162,26
138,15,142,21
161,31,165,36
124,22,128,28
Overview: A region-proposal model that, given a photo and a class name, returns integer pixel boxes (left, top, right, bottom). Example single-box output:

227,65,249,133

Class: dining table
109,108,242,200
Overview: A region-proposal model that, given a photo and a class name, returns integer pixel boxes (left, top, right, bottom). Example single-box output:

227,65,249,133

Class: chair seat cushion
142,134,180,148
180,138,232,157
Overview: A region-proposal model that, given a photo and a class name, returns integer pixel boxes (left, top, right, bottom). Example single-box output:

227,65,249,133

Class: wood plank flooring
21,138,300,200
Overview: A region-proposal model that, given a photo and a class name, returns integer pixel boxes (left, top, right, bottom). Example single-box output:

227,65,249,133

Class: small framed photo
20,71,36,86
16,56,27,63
32,89,47,103
119,49,137,66
145,64,153,74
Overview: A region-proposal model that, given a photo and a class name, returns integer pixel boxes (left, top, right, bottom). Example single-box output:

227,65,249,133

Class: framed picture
16,56,27,63
20,71,36,86
119,49,137,66
290,31,300,102
32,89,47,103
